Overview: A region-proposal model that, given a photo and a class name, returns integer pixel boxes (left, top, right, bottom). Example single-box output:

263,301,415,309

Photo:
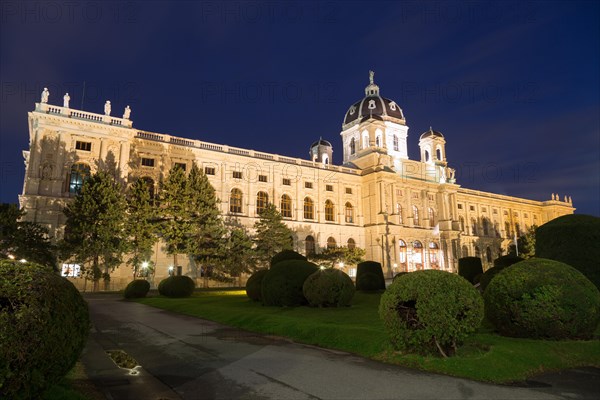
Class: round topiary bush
458,257,483,284
302,268,355,307
479,255,524,292
393,272,408,282
536,214,600,290
379,270,483,357
0,260,90,399
123,279,151,299
261,260,319,306
246,269,268,301
484,258,600,339
356,261,385,291
158,275,195,298
270,250,307,267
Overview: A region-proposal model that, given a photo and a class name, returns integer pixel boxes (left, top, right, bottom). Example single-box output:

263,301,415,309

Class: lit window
68,163,90,193
327,237,337,249
412,206,419,226
345,202,354,223
325,200,335,222
303,197,314,219
347,238,356,250
230,189,243,213
280,195,292,218
256,191,268,215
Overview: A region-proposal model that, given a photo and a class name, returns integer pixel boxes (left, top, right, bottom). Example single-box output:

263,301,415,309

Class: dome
310,138,332,148
420,127,444,139
343,71,405,126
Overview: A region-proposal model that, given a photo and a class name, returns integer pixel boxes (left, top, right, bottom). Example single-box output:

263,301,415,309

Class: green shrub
393,272,408,282
302,268,355,307
480,255,524,292
245,269,268,301
484,258,600,339
261,260,319,306
270,250,307,267
123,279,151,299
356,261,385,291
379,270,483,357
458,257,483,284
158,275,195,298
536,214,600,290
0,260,90,399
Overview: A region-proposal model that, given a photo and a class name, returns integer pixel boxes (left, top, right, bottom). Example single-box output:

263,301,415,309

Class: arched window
229,188,243,213
375,134,381,147
486,247,492,263
398,239,407,270
429,242,439,268
322,154,329,165
140,177,155,198
325,200,335,222
305,235,315,256
345,202,354,223
462,245,469,257
347,238,356,250
425,150,430,162
494,222,500,237
428,207,435,227
413,205,420,226
327,237,337,249
68,163,90,193
482,218,489,236
280,194,292,218
471,218,478,235
436,147,442,161
396,203,403,224
460,216,465,233
362,131,369,148
256,191,269,215
350,138,356,155
393,135,399,151
303,197,314,219
413,241,423,270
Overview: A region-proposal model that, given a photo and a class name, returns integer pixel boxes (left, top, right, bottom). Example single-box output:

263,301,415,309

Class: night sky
1,1,598,216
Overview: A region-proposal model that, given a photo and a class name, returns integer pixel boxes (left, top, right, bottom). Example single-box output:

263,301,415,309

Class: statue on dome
104,100,111,116
41,88,49,103
369,70,374,84
123,105,131,120
63,93,70,108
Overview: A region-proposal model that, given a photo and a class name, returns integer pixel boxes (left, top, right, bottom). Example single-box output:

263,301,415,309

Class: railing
36,102,132,127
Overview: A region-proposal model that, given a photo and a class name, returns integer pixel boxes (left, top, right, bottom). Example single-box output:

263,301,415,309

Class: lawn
137,289,600,383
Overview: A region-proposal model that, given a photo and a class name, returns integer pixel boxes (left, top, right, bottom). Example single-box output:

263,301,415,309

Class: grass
43,362,104,400
137,289,600,383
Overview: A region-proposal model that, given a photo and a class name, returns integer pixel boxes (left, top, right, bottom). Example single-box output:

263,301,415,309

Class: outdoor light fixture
141,261,149,269
393,263,398,269
7,254,15,260
19,259,27,263
339,262,344,269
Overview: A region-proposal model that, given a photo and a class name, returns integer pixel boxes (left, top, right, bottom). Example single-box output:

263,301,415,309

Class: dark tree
253,203,294,267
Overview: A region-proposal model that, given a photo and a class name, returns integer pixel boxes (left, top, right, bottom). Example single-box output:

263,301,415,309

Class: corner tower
340,71,408,170
419,127,447,166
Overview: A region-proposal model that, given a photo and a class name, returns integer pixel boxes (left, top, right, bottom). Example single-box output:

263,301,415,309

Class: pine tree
125,178,158,278
62,171,128,291
220,217,255,285
158,165,192,268
253,203,293,267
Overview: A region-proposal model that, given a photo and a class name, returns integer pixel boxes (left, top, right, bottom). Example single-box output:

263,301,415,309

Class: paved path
81,294,598,400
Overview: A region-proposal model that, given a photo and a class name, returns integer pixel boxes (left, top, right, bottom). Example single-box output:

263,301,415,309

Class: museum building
19,73,575,288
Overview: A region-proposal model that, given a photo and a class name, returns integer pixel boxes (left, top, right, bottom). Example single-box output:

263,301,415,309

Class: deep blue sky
1,1,598,216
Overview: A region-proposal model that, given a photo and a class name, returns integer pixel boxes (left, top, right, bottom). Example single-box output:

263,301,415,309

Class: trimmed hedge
479,255,524,292
303,268,355,307
356,261,385,291
458,257,483,284
245,269,268,302
379,270,483,357
158,275,195,298
536,214,600,289
0,260,90,399
270,250,306,267
393,272,408,282
261,260,319,306
484,258,600,339
124,279,151,299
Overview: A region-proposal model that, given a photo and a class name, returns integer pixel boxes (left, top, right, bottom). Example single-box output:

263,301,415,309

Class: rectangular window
205,166,215,175
174,162,186,171
282,178,291,186
233,171,243,179
469,205,475,211
457,204,463,209
305,182,313,189
75,141,91,151
346,187,352,194
412,192,419,199
396,189,403,197
482,207,487,212
141,158,155,167
493,209,498,214
326,185,333,192
428,194,434,201
524,213,529,218
258,175,268,183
